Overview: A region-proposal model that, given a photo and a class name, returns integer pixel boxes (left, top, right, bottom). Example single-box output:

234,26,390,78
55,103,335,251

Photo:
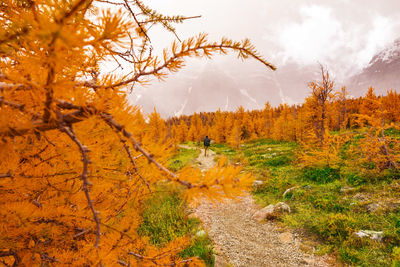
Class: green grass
210,143,236,158
215,137,400,266
168,146,200,171
138,188,214,266
385,127,400,138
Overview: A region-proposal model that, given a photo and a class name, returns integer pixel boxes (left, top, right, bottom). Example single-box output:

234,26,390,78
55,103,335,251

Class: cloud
130,0,400,85
277,5,344,65
356,16,397,67
274,3,400,78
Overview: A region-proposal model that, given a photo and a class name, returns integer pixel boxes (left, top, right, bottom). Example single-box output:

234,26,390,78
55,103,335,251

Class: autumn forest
1,0,400,266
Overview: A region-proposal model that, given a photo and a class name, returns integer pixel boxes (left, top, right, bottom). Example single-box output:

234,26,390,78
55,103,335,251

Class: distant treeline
165,87,400,147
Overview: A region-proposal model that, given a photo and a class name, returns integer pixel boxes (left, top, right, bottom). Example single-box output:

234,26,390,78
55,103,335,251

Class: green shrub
138,190,214,265
179,235,215,267
385,128,400,138
302,167,340,184
338,246,360,265
168,147,199,171
393,247,400,267
308,213,356,243
138,191,197,246
264,155,292,167
384,214,400,245
346,172,367,186
382,169,400,180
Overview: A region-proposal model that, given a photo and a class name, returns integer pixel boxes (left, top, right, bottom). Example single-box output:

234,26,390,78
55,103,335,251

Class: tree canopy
0,0,275,265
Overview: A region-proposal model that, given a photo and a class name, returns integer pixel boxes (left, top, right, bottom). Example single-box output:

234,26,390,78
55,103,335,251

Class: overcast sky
144,0,400,79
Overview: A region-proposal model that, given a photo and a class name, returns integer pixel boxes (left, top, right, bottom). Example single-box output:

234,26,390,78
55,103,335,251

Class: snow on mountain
348,38,400,96
368,39,400,66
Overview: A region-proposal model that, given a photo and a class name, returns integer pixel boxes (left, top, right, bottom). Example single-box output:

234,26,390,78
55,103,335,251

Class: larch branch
85,41,276,90
60,125,101,247
99,112,196,189
120,139,152,192
0,96,25,111
123,0,151,41
128,251,193,266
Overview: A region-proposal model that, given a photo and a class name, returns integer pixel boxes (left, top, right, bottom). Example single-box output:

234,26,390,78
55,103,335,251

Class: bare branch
0,171,12,179
0,26,29,45
99,113,196,189
0,81,26,91
120,139,152,192
141,15,201,25
123,0,151,41
128,251,193,266
117,259,129,266
0,96,25,111
0,107,95,137
73,228,91,238
40,253,59,263
1,98,208,189
60,125,101,247
0,250,20,266
87,38,276,90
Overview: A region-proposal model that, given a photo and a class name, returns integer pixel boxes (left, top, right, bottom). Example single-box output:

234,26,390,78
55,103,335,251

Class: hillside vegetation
209,137,400,266
165,70,400,266
1,1,399,266
0,1,274,266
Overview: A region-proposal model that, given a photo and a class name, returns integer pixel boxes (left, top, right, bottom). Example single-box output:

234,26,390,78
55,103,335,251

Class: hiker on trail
203,136,211,156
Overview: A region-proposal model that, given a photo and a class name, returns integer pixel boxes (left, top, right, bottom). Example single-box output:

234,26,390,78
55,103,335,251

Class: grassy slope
167,144,200,172
138,143,214,266
210,137,400,266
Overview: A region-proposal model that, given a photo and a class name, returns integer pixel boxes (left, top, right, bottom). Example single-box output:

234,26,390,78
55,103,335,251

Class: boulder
252,180,264,187
354,230,383,242
366,203,381,213
252,202,291,222
195,230,207,237
282,186,300,197
353,193,370,201
252,204,275,222
275,202,291,213
387,201,400,212
278,232,293,243
340,186,355,193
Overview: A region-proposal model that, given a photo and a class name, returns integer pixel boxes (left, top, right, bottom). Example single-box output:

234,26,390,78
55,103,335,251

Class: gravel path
184,145,335,267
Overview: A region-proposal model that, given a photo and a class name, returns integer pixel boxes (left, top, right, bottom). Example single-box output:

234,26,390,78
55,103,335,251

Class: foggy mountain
348,38,400,96
132,61,318,118
132,39,400,118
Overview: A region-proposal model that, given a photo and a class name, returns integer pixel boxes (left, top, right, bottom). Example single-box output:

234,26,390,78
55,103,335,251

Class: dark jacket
204,137,211,147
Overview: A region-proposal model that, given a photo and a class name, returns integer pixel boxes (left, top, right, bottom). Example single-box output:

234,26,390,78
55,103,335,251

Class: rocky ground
186,145,336,267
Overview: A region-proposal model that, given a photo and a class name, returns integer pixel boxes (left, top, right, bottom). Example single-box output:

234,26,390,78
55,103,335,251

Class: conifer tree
307,65,334,146
0,1,276,265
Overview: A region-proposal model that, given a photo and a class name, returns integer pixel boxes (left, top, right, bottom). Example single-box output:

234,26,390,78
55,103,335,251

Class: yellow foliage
0,0,274,265
299,133,349,169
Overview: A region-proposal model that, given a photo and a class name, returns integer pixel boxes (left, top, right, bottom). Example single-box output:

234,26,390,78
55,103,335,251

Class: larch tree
0,0,276,265
308,64,334,146
147,109,167,144
358,87,379,126
262,102,274,138
227,120,241,149
383,90,400,122
354,88,399,172
336,86,348,130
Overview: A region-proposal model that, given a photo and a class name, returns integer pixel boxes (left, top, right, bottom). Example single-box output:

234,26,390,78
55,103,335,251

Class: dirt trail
183,145,334,267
